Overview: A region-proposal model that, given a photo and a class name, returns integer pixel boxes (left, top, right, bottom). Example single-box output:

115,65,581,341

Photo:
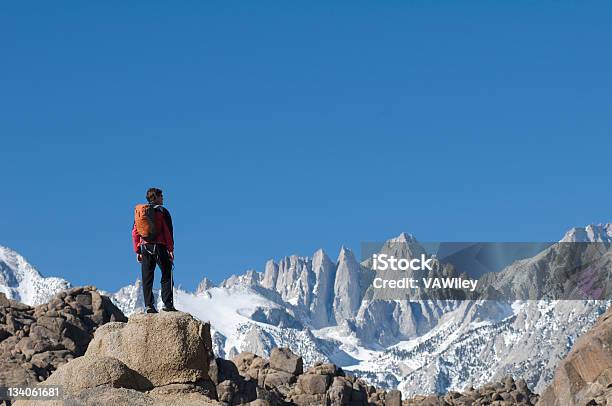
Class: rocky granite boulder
270,347,304,375
85,311,213,387
43,355,143,393
538,306,612,406
0,287,126,386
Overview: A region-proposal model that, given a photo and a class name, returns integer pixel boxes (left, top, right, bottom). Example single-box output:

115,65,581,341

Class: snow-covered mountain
106,223,611,396
1,223,610,397
561,223,612,242
0,246,71,305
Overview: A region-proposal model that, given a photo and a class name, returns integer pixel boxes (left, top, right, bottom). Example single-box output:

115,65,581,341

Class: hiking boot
162,304,177,312
145,306,158,314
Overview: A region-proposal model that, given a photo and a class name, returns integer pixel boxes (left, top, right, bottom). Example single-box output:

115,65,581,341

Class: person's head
146,187,164,205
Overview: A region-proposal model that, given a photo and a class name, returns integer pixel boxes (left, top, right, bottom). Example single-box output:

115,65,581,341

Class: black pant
140,243,173,308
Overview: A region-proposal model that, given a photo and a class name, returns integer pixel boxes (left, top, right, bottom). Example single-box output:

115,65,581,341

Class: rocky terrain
0,287,610,405
12,309,405,406
8,308,541,406
0,287,126,387
405,376,539,405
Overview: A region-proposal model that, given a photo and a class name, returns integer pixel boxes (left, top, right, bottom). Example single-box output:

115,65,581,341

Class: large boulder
384,389,402,406
85,311,213,387
263,370,296,389
43,355,144,393
296,373,330,395
538,307,612,406
269,347,303,375
328,376,352,405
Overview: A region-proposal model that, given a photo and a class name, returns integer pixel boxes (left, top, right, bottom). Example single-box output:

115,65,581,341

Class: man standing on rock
132,187,176,313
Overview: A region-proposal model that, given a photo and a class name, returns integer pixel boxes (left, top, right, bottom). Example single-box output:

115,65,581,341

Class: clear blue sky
1,2,610,292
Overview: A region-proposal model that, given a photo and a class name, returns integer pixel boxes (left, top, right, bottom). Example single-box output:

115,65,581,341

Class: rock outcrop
14,305,407,405
16,310,217,406
210,348,402,405
406,376,539,405
538,305,612,406
333,247,362,324
0,286,126,386
309,249,336,328
86,311,213,388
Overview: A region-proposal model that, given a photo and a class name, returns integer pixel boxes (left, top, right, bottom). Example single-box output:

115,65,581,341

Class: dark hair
146,188,163,203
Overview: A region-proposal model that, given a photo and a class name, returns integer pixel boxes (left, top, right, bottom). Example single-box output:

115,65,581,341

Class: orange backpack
134,204,158,240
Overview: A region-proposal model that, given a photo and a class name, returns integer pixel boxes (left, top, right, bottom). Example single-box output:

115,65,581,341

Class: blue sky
1,2,610,292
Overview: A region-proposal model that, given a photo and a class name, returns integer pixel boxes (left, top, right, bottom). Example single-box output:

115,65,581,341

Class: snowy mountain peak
390,232,418,243
560,223,612,242
312,248,329,260
221,269,261,288
337,245,355,262
196,277,215,294
0,246,43,280
0,245,71,306
109,278,145,315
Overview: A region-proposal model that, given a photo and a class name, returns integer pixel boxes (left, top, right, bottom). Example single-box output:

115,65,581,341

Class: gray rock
217,379,238,403
0,292,11,307
333,247,362,323
270,347,303,375
232,351,262,372
261,260,279,290
385,389,402,406
307,362,338,376
263,370,296,389
209,357,240,385
328,376,352,405
309,249,336,328
297,373,331,395
291,393,327,406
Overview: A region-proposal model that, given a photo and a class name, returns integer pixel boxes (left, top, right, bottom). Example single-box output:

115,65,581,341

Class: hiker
132,187,176,313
